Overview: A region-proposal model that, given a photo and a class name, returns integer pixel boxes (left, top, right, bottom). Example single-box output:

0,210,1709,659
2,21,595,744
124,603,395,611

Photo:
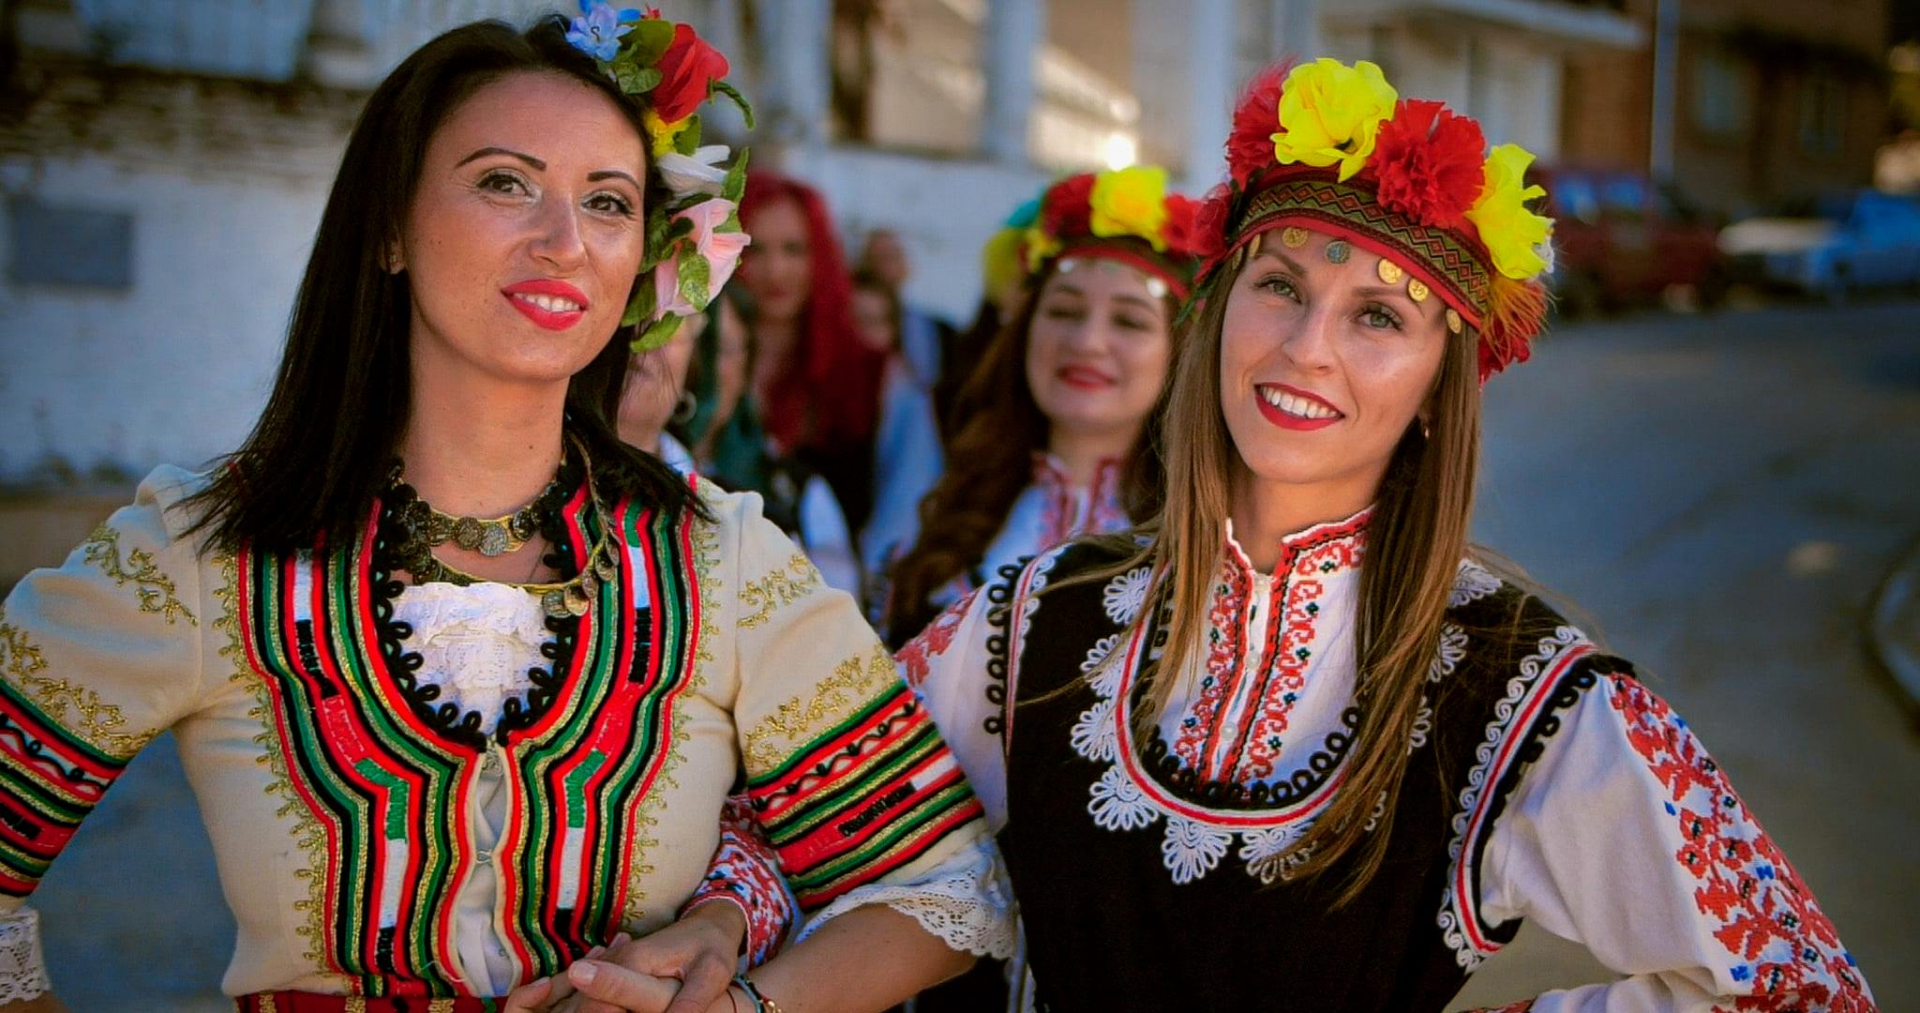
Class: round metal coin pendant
1377,260,1405,285
543,588,571,619
1324,240,1352,264
1407,278,1431,303
1446,308,1464,334
1281,227,1310,249
477,525,512,557
563,583,591,616
452,517,486,552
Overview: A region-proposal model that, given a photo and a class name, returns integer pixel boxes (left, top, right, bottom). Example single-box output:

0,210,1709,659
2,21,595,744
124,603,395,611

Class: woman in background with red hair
738,173,888,535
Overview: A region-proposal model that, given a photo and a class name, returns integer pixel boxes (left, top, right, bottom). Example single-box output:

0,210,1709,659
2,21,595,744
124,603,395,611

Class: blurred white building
0,0,1640,487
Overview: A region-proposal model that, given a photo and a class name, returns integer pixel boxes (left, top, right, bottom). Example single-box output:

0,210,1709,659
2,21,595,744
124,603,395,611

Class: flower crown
1012,167,1215,301
566,2,756,350
1202,58,1555,381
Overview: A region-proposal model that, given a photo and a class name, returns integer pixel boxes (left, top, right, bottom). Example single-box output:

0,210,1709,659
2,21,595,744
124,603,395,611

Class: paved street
29,300,1920,1010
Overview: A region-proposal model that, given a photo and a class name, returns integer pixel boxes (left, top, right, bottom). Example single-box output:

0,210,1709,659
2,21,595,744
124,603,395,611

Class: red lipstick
503,279,590,331
1057,364,1116,391
1254,383,1344,431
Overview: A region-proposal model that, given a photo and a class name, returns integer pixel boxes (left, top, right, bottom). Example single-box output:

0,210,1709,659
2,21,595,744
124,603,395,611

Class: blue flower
567,2,641,62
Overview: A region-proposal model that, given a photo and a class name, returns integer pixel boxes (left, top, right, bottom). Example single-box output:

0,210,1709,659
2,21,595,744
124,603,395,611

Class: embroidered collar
1221,504,1373,584
1031,452,1125,494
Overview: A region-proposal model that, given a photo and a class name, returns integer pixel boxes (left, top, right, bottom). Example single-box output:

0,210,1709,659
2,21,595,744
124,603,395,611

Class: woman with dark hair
735,173,888,533
897,61,1874,1010
0,11,1008,1012
881,168,1209,647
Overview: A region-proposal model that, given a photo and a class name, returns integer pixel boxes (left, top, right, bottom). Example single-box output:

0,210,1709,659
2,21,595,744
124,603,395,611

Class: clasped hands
502,900,748,1013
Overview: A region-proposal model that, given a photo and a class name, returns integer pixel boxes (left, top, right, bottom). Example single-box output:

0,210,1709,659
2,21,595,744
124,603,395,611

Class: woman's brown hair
1111,247,1484,903
884,261,1171,645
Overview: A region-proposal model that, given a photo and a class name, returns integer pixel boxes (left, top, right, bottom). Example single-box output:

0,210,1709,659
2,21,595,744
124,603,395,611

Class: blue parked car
1719,190,1920,301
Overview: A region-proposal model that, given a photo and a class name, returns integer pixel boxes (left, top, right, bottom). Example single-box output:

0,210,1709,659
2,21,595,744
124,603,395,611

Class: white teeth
518,293,582,313
1260,386,1338,420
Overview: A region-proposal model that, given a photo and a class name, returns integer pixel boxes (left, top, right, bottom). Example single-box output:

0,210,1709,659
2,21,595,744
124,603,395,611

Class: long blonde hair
1120,250,1484,904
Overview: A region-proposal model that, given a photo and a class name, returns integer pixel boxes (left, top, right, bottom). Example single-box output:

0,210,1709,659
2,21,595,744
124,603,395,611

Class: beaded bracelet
731,973,785,1013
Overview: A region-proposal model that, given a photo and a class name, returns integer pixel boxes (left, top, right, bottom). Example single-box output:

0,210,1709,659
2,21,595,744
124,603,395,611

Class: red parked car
1534,165,1729,317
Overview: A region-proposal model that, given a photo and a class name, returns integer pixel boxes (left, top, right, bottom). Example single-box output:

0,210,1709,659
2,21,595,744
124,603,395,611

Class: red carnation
651,22,729,124
1041,173,1096,239
1226,62,1292,188
1163,193,1224,260
1368,99,1486,230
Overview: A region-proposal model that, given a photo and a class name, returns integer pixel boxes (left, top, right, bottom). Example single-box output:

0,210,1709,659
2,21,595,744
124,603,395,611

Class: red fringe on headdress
1478,274,1548,383
1226,61,1294,188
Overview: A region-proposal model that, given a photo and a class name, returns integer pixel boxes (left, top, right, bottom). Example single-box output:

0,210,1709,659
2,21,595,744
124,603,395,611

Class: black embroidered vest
990,541,1618,1011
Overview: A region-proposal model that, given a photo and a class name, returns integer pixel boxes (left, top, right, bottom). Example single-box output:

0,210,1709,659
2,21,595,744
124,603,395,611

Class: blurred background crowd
1,0,1917,1010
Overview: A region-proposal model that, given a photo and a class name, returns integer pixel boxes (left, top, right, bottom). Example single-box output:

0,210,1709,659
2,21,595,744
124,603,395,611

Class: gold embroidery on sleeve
0,606,157,759
737,553,822,630
742,644,896,773
81,524,197,626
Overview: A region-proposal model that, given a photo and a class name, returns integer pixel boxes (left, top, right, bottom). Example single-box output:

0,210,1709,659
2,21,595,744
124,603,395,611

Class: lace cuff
795,837,1016,960
0,907,51,1003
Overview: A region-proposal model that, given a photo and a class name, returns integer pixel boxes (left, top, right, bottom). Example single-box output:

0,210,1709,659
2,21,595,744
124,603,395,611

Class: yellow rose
1023,226,1063,273
643,108,694,158
1465,143,1553,279
1089,166,1170,250
1273,59,1399,182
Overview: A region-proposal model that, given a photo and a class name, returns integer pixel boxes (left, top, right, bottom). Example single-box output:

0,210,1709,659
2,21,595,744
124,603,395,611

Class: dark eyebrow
1112,293,1164,315
456,147,546,170
587,169,643,190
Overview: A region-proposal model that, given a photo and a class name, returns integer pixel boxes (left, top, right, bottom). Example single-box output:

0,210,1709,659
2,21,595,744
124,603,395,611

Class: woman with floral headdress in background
896,59,1876,1011
878,168,1210,650
0,9,1011,1012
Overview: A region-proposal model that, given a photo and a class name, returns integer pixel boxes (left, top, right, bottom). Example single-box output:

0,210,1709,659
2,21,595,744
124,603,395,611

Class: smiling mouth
1260,386,1340,419
1255,384,1344,430
511,292,583,314
1058,365,1115,390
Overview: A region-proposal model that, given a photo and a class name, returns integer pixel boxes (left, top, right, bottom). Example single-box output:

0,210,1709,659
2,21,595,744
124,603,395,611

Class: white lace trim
0,907,51,1003
392,582,548,732
795,837,1016,960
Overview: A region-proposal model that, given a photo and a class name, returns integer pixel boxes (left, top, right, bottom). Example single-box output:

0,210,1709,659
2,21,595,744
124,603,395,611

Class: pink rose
653,197,750,317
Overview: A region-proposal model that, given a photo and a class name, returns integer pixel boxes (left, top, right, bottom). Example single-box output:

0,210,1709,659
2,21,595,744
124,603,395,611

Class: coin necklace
391,437,619,618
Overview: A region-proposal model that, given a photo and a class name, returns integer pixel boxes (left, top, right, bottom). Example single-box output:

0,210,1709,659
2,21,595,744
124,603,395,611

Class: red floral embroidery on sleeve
680,794,795,967
1609,676,1873,1011
896,588,978,688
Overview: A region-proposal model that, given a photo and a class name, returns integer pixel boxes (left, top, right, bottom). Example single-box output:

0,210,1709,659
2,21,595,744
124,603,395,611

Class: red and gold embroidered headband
1195,59,1555,382
1016,167,1212,301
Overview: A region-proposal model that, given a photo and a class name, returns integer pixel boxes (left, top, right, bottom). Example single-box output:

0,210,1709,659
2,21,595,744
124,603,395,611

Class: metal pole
1650,0,1679,178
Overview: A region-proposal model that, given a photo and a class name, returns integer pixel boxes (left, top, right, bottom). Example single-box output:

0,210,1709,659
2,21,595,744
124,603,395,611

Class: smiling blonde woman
895,60,1877,1011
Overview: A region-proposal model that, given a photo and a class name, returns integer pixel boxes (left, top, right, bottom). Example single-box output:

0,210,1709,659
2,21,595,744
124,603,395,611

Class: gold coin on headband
1281,227,1310,249
1377,260,1405,285
1445,308,1463,334
1407,278,1430,303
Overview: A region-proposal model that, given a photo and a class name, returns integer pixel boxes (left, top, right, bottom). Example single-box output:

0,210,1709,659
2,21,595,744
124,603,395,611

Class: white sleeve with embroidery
0,468,210,1004
1476,672,1874,1011
894,588,1009,831
795,834,1016,960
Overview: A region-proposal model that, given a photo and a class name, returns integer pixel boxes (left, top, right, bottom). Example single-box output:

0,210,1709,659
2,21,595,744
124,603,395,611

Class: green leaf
643,210,674,268
621,279,656,329
631,314,682,352
674,113,701,156
713,80,755,129
721,146,750,204
628,19,675,67
616,65,662,94
677,247,712,310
